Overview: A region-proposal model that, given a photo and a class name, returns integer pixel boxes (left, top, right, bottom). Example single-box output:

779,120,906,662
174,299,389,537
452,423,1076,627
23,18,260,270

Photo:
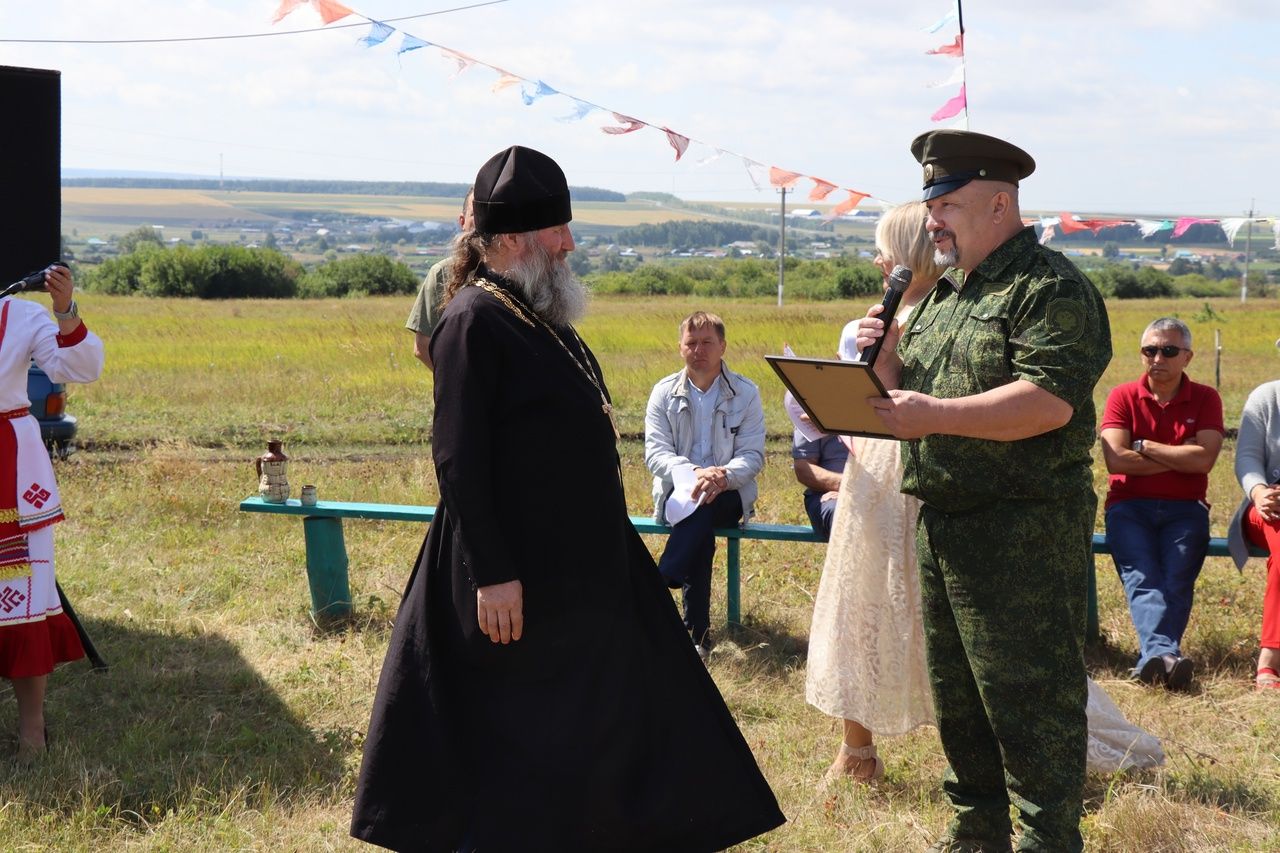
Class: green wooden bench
238,496,825,625
239,496,1269,637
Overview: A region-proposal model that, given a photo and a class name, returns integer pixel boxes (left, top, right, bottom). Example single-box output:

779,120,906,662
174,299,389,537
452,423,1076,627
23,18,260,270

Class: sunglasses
1140,345,1188,358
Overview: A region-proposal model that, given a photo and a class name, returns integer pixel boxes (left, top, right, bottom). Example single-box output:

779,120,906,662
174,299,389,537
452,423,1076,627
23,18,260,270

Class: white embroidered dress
0,297,103,673
805,435,935,736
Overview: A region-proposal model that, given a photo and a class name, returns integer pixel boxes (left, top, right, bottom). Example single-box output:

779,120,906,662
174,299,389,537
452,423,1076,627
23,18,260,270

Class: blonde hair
875,202,948,283
679,311,725,340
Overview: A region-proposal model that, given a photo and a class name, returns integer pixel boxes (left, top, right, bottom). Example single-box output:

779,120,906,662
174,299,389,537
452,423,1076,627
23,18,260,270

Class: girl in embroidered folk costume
0,265,103,760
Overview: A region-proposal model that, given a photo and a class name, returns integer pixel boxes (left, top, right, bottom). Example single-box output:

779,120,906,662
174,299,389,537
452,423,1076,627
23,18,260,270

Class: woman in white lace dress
806,207,1166,784
805,203,945,781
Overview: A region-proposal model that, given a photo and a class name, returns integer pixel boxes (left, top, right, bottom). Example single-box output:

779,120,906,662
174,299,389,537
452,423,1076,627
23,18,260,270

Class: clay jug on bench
256,440,290,503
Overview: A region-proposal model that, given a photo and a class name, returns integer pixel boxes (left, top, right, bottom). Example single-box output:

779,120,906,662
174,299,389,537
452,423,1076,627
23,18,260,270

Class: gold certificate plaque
765,355,895,439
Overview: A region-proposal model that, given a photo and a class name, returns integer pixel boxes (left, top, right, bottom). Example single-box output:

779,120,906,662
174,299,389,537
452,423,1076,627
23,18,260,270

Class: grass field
1,293,1278,851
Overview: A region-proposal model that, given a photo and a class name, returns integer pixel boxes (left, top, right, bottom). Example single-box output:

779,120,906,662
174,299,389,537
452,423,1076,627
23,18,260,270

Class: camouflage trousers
917,497,1093,853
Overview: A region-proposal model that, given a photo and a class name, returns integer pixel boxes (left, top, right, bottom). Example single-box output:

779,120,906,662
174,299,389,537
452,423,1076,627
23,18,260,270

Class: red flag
927,34,964,57
601,113,645,135
831,191,868,217
313,0,354,24
768,167,802,189
271,0,306,23
808,179,838,202
663,128,690,161
1057,212,1089,235
930,84,966,122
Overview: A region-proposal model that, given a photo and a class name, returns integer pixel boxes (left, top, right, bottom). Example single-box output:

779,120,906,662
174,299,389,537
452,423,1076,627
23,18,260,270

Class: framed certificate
765,355,895,439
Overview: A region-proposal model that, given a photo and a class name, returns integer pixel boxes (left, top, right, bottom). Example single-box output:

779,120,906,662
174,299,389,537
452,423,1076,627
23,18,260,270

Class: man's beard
504,238,588,326
932,229,959,268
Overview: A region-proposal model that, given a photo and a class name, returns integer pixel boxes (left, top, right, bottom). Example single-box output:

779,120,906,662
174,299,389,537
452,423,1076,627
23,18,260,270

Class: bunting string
1035,213,1277,248
271,0,876,216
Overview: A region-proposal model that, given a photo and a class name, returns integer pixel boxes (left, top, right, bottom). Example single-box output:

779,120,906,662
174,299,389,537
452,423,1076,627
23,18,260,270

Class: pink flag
271,0,306,23
831,191,868,217
601,113,645,135
930,84,966,122
1172,217,1216,238
808,179,838,202
768,167,802,189
927,34,964,57
313,0,354,24
663,128,690,161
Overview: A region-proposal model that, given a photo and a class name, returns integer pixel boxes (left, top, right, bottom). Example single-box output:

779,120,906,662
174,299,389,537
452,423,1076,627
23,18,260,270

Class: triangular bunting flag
768,167,803,189
521,81,558,105
601,113,645,134
491,72,522,93
313,0,354,25
1172,217,1216,238
397,33,430,55
271,0,306,24
556,100,597,122
931,84,966,122
927,34,964,57
830,191,868,217
663,128,690,161
358,21,394,47
808,179,838,202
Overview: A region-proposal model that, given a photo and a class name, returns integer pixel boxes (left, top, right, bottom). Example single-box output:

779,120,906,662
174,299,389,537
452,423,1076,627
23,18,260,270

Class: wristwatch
1131,439,1145,454
53,300,79,321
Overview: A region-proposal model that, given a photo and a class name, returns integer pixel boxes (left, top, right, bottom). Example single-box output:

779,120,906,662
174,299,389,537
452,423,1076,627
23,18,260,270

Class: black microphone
857,264,913,367
0,263,63,300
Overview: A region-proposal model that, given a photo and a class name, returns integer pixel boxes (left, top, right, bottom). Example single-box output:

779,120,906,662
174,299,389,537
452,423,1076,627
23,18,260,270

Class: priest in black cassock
350,145,785,853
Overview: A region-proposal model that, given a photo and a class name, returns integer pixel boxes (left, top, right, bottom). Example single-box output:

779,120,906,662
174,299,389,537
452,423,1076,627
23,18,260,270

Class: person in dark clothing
350,145,784,853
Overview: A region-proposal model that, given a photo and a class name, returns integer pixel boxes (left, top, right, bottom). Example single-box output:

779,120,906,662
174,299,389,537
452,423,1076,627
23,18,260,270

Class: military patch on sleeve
1044,297,1085,344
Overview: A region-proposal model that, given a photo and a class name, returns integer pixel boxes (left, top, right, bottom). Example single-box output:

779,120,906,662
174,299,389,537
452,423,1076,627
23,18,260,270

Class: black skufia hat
911,130,1035,201
472,145,572,234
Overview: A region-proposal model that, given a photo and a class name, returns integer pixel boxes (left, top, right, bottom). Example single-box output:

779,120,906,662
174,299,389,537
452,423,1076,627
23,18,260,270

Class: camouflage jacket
898,226,1112,513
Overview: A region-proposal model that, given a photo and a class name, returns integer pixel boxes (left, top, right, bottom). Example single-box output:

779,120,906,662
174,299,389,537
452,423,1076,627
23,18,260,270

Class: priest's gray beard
505,238,588,327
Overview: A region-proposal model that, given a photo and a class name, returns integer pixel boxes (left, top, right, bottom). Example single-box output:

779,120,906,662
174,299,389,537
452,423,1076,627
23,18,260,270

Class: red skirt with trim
0,610,84,678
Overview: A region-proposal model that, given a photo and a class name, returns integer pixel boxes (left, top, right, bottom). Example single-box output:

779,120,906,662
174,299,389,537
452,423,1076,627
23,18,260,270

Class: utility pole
777,187,787,307
1241,198,1255,303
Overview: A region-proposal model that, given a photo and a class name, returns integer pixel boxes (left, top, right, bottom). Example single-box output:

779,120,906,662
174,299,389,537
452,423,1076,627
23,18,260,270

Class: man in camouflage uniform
860,130,1112,852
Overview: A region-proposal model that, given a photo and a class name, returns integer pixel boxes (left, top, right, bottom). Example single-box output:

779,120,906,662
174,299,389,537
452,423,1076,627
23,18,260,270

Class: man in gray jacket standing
645,311,765,660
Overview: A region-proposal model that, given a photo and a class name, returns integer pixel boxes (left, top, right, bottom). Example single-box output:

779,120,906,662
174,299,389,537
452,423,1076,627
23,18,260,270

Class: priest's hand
477,579,524,643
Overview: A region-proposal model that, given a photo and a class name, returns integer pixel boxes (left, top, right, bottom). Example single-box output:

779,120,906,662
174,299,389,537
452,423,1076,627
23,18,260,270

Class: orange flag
271,0,306,23
831,191,869,217
768,167,802,189
313,0,354,24
808,179,838,202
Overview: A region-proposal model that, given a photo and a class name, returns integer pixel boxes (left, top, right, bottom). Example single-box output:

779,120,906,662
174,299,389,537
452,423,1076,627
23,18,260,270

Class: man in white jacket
645,311,765,660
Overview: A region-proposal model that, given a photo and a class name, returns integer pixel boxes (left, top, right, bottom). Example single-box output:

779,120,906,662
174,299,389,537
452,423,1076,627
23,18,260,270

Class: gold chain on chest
469,279,620,441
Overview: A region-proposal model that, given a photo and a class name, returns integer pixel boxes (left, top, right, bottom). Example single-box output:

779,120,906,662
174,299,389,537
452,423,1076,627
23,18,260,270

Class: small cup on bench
300,484,318,507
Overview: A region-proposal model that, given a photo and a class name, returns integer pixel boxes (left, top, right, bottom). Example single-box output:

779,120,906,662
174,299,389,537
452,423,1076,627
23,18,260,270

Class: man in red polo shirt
1100,317,1224,690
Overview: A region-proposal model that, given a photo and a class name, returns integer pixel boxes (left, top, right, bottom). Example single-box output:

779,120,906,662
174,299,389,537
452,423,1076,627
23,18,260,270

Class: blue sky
4,0,1277,216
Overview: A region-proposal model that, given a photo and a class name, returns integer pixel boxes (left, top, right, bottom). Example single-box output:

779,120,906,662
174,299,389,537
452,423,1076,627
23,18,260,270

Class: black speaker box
0,65,60,287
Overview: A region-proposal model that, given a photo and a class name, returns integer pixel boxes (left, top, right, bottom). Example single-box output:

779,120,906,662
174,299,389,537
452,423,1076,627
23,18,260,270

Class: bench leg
725,537,741,627
302,516,353,623
1086,555,1099,644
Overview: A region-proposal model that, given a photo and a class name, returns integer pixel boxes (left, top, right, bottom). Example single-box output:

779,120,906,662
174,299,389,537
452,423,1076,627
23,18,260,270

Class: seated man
1100,317,1224,689
646,311,765,660
792,431,847,541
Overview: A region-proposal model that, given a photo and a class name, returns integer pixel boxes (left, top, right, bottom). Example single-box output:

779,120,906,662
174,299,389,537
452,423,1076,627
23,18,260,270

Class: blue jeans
1105,498,1209,668
803,493,837,542
657,490,743,646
